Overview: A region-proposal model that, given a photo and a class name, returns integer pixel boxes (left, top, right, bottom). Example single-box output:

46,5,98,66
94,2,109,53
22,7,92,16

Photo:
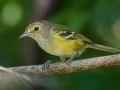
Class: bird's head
19,20,50,39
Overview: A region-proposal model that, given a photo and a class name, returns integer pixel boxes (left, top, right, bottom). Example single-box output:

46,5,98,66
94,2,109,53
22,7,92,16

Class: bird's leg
43,53,79,69
43,60,51,70
43,57,66,70
66,52,80,65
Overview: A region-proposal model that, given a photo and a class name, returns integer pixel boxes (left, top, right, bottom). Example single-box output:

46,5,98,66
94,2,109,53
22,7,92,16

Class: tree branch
9,54,120,75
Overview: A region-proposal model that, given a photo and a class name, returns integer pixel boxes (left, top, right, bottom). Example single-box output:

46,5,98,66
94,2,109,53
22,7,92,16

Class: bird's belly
44,40,86,57
37,38,86,57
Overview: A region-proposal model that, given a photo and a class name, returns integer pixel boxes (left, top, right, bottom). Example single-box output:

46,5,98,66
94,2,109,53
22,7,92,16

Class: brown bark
10,54,120,75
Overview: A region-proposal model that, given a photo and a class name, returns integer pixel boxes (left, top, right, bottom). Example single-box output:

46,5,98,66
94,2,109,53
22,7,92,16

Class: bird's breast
34,36,86,57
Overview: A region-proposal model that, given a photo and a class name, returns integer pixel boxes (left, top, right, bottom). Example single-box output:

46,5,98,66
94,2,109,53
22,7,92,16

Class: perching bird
20,20,120,69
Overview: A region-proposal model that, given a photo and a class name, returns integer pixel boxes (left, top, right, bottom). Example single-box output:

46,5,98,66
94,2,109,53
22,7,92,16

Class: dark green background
0,0,120,90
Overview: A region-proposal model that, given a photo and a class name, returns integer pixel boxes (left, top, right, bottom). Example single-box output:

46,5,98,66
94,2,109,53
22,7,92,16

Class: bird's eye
34,26,39,31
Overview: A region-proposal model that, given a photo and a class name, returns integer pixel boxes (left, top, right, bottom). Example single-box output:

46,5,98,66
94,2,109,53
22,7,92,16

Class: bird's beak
19,33,29,38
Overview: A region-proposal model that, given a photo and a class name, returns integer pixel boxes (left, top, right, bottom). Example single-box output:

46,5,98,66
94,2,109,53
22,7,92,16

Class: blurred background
0,0,120,90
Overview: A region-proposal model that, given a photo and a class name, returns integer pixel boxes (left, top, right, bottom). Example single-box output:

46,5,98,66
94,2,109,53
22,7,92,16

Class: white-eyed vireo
20,20,120,69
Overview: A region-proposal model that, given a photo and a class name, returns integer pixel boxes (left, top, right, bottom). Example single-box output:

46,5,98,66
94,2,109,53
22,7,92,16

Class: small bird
20,20,120,69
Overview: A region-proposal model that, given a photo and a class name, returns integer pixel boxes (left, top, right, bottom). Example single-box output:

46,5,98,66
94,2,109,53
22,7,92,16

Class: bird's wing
50,24,76,40
51,24,92,43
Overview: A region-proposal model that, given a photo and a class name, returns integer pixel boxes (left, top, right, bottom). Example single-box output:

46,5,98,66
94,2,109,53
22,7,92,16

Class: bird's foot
66,59,71,65
66,52,80,65
42,60,51,70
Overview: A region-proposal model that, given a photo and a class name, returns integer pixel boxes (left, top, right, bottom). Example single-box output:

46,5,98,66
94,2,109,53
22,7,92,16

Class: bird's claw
66,60,71,65
42,60,51,70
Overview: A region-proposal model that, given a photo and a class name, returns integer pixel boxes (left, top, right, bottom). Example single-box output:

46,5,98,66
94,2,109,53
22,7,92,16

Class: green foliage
49,8,89,32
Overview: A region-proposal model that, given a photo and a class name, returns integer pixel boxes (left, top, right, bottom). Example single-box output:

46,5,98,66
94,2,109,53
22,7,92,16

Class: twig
9,54,120,75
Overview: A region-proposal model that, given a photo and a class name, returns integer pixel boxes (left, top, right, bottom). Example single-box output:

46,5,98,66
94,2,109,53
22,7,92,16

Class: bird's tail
87,43,120,53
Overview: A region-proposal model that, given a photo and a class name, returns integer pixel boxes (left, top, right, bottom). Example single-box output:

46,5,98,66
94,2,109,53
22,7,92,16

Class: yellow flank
51,31,86,56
